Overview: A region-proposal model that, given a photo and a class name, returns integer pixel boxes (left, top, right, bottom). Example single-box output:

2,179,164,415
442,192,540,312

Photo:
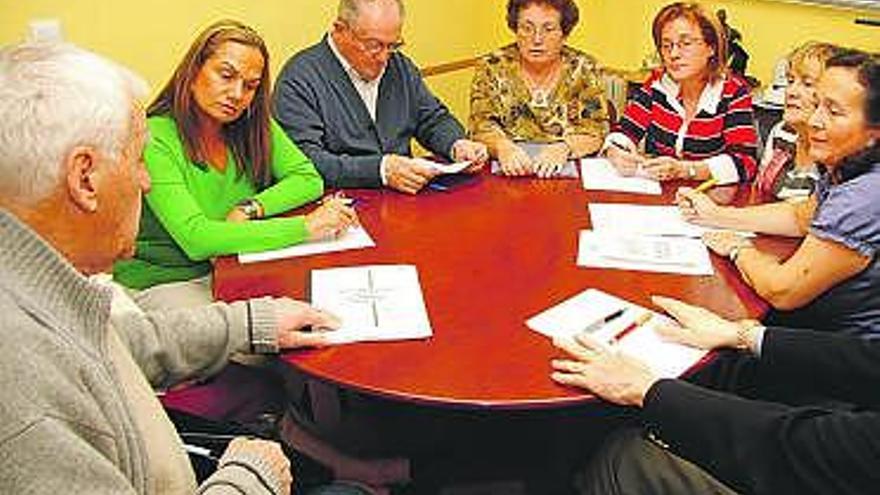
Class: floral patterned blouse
469,44,608,144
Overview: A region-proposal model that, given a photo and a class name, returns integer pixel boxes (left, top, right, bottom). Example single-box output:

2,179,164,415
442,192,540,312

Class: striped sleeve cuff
247,298,279,354
705,154,740,185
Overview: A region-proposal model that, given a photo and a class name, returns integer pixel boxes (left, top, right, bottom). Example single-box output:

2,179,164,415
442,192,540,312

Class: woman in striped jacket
603,2,758,185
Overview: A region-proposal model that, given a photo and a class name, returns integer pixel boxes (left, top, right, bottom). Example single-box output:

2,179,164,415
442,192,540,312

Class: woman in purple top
679,49,880,335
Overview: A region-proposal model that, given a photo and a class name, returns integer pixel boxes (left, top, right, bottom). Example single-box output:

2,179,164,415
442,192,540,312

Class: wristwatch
235,198,263,219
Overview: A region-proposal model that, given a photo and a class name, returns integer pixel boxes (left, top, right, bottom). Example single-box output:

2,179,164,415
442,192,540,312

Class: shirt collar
327,32,384,85
653,72,725,115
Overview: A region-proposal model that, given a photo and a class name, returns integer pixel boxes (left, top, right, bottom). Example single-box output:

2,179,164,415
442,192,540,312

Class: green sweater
114,116,324,289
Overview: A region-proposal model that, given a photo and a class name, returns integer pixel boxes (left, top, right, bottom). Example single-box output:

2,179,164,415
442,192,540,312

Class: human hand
533,142,570,178
651,296,745,350
701,230,753,258
496,141,533,176
304,195,358,241
226,208,250,223
551,333,657,407
451,139,489,173
676,187,724,226
605,144,645,176
641,156,685,181
221,437,293,495
274,297,341,348
385,154,438,194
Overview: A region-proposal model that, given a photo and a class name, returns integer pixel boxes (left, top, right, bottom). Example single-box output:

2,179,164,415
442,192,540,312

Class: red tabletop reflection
214,173,790,410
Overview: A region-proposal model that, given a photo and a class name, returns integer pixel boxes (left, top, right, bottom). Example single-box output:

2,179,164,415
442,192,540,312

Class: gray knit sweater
0,209,286,494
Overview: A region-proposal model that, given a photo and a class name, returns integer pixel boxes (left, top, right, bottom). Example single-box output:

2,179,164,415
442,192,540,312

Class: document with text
589,203,754,238
577,230,714,275
310,264,433,345
580,158,662,195
526,288,708,378
238,226,375,264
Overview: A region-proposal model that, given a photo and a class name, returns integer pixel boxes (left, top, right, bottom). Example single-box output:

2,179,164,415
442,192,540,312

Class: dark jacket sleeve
272,55,383,189
399,56,465,160
641,329,880,495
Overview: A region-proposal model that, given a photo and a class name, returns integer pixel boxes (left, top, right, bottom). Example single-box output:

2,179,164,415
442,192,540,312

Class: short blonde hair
652,2,728,82
788,41,840,80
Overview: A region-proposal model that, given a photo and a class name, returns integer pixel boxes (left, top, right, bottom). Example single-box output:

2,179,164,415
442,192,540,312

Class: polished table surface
214,173,790,410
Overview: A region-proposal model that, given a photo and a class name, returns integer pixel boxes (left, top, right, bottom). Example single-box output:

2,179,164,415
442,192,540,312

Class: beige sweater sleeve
111,297,279,390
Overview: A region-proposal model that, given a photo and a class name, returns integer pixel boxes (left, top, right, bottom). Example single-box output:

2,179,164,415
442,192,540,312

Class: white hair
338,0,405,24
0,42,148,204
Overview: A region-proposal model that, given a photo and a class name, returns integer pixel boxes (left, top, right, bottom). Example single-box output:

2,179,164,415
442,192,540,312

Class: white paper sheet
412,157,473,174
238,226,375,264
577,230,714,276
310,264,433,345
526,288,708,378
580,158,662,195
589,203,754,239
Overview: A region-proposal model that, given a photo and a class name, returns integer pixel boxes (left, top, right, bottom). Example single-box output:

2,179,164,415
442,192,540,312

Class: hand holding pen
676,178,724,226
605,140,645,177
305,192,359,241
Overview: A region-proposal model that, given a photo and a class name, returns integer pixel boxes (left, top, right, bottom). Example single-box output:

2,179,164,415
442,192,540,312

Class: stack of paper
238,226,375,264
310,264,433,345
580,204,716,275
577,230,714,275
580,158,661,195
526,288,708,378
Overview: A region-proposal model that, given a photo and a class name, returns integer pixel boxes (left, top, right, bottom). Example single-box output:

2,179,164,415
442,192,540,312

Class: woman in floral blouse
469,0,608,178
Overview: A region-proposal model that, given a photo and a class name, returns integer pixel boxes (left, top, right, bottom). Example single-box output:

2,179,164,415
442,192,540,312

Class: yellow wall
479,0,880,87
0,0,496,121
3,0,880,120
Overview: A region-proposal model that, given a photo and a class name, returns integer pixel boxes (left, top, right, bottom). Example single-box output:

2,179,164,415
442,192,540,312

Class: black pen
581,307,627,334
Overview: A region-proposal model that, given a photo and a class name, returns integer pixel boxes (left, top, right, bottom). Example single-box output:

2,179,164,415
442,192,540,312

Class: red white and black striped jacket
607,70,758,184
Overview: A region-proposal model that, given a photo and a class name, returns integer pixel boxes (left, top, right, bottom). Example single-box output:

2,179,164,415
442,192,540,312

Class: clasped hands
551,296,758,407
496,141,570,178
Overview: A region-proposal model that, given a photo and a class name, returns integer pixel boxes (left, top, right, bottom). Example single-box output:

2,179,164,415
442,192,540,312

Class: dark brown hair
652,2,727,82
506,0,579,37
148,19,273,188
826,49,880,127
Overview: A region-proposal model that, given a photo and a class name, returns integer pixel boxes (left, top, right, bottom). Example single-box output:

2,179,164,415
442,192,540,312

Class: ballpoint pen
580,307,627,334
610,312,653,344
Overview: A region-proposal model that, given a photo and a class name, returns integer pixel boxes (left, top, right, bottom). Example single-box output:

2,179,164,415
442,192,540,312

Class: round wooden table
214,172,778,410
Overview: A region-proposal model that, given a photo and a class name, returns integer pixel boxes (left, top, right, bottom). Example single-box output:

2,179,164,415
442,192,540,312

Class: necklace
521,62,561,109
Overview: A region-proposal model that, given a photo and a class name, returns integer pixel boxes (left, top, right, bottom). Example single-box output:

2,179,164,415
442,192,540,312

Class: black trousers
577,428,739,495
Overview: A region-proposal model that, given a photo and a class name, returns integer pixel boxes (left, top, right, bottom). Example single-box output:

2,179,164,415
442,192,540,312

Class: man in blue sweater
273,0,487,194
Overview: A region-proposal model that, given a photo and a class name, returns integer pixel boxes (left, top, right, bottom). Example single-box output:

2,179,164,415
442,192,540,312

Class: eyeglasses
516,22,562,39
346,24,405,55
659,37,705,54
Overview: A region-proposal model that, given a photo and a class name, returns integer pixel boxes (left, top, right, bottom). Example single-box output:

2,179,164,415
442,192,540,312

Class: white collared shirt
328,33,383,122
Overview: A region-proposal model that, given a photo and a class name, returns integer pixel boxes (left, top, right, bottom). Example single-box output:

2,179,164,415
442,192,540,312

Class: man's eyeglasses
347,25,405,55
516,22,562,39
659,37,705,54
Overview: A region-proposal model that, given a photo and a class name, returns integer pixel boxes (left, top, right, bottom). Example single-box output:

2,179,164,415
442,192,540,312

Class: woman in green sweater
115,20,356,305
